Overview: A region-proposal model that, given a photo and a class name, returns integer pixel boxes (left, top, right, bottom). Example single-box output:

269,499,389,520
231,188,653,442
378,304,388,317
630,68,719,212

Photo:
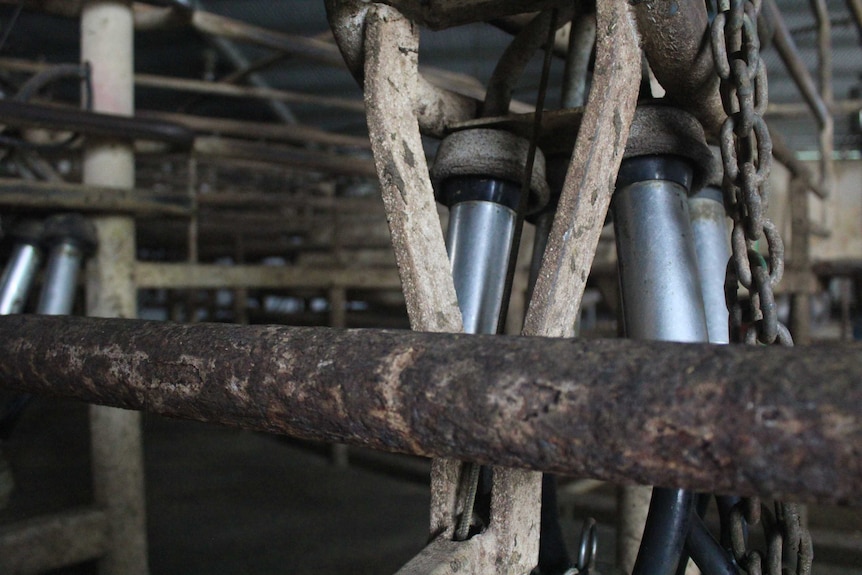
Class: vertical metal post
689,186,731,344
81,1,148,573
442,177,518,539
328,286,349,468
445,192,518,334
429,125,547,569
686,184,731,575
613,155,708,575
37,215,98,316
613,160,708,342
0,221,44,315
37,242,83,315
789,177,812,345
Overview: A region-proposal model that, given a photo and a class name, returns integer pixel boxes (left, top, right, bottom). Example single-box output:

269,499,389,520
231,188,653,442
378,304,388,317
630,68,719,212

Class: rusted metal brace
360,0,641,570
326,0,477,138
522,0,640,340
361,4,538,572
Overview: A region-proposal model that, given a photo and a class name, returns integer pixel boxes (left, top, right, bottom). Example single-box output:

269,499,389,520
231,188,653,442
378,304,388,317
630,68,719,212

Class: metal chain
711,1,813,574
712,0,789,347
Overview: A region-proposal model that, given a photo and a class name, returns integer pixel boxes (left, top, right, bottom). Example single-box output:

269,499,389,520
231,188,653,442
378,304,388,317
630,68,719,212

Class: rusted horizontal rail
0,58,365,114
192,136,377,178
0,178,190,217
134,263,402,290
0,100,194,147
138,110,371,150
0,316,860,506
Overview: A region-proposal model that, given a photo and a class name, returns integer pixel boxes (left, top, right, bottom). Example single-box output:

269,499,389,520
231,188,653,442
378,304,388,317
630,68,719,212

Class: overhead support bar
137,110,371,150
767,97,862,118
0,57,366,114
0,315,860,507
0,178,190,217
0,99,194,147
192,136,377,178
765,0,831,129
134,263,402,290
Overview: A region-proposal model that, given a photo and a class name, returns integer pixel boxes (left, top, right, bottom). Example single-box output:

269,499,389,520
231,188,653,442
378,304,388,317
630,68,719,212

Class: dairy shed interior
0,1,859,574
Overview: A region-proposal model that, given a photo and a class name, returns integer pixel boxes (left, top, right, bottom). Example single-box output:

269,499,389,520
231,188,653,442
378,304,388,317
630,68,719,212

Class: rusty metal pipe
809,0,835,193
561,12,595,109
632,0,724,138
483,6,575,117
0,315,860,506
846,0,862,44
765,0,830,129
769,127,829,199
0,100,194,147
325,0,477,137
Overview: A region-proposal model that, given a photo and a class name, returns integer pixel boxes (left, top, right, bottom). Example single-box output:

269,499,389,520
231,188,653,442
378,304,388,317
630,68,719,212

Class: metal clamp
431,128,549,214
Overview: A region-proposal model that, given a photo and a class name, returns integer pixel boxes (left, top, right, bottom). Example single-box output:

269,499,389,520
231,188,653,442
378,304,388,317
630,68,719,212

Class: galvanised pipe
0,222,44,315
613,156,709,344
689,187,731,345
0,315,859,506
433,128,548,334
36,214,97,316
447,201,516,333
613,155,709,575
36,242,84,316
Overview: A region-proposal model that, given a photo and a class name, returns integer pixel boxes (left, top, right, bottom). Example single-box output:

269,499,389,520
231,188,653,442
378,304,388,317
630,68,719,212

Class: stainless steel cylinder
36,241,84,315
613,171,708,343
614,156,709,575
689,187,731,344
0,243,42,315
446,200,517,334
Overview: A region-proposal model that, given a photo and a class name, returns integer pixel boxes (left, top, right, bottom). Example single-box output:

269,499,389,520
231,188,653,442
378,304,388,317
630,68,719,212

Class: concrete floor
0,397,431,574
1,396,860,574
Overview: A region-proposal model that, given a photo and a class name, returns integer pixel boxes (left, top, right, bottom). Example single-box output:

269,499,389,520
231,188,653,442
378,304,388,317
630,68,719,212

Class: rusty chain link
711,0,813,573
712,0,788,348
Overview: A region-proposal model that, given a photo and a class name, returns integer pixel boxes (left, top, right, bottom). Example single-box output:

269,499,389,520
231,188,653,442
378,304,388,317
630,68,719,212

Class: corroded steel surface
633,0,724,138
0,315,860,506
363,4,463,334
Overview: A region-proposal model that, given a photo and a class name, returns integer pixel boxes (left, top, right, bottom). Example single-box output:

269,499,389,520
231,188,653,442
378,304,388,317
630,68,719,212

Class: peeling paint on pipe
0,315,860,506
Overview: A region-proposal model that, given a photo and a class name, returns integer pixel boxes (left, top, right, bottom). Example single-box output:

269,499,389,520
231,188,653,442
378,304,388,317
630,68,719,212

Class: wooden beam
522,0,640,338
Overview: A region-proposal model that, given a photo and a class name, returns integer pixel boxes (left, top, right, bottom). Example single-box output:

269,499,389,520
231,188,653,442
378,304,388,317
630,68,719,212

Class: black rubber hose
686,514,740,575
632,488,696,575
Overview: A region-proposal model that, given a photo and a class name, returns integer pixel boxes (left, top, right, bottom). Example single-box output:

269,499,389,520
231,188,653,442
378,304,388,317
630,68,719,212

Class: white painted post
81,1,149,573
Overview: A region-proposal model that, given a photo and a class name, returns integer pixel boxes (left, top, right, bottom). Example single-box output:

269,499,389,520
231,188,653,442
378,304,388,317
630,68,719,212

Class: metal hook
577,518,598,574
